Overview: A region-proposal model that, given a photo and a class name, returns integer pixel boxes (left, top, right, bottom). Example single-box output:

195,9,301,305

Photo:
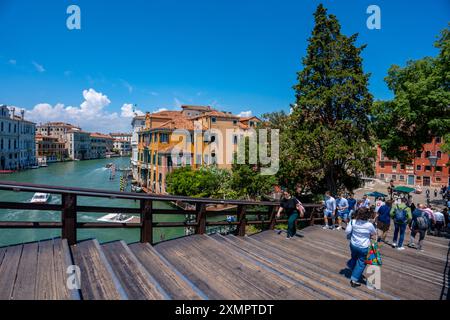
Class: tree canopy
371,25,450,162
276,4,374,194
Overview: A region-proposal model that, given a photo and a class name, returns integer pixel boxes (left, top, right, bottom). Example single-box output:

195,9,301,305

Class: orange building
375,137,449,188
136,106,259,193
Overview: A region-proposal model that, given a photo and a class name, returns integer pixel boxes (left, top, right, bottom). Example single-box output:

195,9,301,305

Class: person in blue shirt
347,193,357,221
407,204,430,251
336,193,349,230
323,191,336,230
375,200,393,243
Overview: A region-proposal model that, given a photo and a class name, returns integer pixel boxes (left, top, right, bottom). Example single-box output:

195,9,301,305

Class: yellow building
136,105,259,193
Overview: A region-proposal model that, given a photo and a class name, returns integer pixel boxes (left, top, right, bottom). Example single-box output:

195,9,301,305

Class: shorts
337,210,349,220
377,221,390,232
324,209,334,218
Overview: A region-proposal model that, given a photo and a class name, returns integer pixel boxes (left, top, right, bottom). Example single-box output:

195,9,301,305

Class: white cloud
153,108,168,113
237,110,252,118
32,61,45,73
8,59,16,65
24,88,133,133
121,103,144,118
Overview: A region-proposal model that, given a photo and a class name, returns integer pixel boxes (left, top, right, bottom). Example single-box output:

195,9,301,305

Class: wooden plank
35,240,57,300
0,222,62,228
71,240,126,300
130,242,206,300
156,235,320,300
102,241,169,300
12,242,39,300
0,244,22,300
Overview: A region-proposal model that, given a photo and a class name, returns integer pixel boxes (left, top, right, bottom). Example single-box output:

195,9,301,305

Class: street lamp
428,155,438,168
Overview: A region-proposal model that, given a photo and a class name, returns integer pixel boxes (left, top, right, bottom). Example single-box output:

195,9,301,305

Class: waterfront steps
0,226,448,300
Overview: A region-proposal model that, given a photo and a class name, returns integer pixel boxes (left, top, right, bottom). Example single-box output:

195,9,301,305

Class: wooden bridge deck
0,226,448,300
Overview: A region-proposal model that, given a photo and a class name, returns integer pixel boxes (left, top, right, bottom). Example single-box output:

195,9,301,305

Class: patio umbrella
365,191,388,198
393,186,415,194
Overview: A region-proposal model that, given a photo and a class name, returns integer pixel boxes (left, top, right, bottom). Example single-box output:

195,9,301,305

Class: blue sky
0,0,449,132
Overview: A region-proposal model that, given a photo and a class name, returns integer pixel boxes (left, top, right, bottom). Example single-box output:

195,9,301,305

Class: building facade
135,106,259,194
110,133,132,156
375,137,450,188
66,130,91,160
35,134,67,164
131,116,146,181
90,133,111,159
0,105,36,170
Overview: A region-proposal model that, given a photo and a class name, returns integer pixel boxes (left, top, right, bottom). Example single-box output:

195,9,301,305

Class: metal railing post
62,193,77,245
140,199,153,244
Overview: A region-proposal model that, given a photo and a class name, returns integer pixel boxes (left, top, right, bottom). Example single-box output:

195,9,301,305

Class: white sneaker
392,243,397,248
322,225,329,230
336,226,343,231
396,247,405,251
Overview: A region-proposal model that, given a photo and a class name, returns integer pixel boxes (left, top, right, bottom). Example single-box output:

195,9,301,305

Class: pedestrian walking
276,189,305,239
390,198,412,250
345,207,377,287
375,200,392,243
408,204,430,251
322,191,336,230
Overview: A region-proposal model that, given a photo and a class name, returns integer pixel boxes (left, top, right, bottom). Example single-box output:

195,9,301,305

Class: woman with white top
345,207,377,287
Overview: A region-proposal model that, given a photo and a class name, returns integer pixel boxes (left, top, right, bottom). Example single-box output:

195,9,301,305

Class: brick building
375,137,449,188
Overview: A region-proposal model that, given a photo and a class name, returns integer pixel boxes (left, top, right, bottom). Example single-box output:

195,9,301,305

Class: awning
365,191,388,198
393,186,415,194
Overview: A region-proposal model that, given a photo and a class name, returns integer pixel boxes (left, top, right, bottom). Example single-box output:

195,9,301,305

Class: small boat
105,163,114,169
97,213,140,224
39,164,48,167
131,185,143,193
30,193,52,204
30,165,40,169
0,170,15,174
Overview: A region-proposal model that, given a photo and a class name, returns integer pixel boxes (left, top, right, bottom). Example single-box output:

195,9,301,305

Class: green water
0,157,189,246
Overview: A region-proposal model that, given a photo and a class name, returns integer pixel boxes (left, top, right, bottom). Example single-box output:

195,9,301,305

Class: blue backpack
394,205,407,224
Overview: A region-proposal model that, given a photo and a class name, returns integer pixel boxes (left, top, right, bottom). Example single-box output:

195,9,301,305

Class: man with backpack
376,200,393,243
390,198,412,250
407,204,430,251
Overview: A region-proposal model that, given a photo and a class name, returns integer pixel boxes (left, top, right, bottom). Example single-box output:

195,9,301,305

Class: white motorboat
97,213,140,224
30,193,52,204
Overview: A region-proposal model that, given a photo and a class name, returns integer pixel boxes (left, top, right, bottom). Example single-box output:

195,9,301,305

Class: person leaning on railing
276,188,305,239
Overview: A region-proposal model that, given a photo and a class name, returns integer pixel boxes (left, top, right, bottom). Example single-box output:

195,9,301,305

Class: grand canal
0,157,187,246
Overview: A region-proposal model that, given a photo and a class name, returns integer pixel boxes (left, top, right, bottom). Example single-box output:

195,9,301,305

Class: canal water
0,157,189,246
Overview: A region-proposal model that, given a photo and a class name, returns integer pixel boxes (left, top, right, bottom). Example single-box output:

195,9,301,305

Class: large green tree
372,25,450,162
280,4,374,194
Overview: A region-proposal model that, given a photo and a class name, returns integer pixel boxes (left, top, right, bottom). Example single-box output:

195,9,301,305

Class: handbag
365,240,382,266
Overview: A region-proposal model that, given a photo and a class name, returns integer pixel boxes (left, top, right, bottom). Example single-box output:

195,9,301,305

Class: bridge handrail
0,180,324,246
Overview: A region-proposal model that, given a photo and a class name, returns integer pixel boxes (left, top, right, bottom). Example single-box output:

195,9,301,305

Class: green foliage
165,166,219,198
275,4,375,195
372,25,450,162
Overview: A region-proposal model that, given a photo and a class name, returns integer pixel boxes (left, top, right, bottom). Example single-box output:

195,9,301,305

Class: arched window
425,151,431,158
437,151,442,159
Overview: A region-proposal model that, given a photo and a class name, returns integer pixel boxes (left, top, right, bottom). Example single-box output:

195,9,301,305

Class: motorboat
30,165,40,169
131,185,143,193
30,193,52,204
97,213,140,223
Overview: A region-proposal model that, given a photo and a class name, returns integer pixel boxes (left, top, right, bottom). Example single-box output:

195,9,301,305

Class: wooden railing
0,181,324,245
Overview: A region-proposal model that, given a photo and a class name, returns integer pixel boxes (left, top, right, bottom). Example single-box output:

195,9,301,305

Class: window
233,120,237,125
436,136,441,143
416,176,421,181
399,175,405,181
400,164,405,170
437,151,442,159
1,122,3,131
210,135,216,143
436,177,441,182
211,117,217,123
392,175,397,181
435,166,442,172
416,165,422,171
380,174,385,179
426,151,431,158
425,166,431,171
249,121,254,127
233,135,238,145
392,163,397,171
380,162,385,169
